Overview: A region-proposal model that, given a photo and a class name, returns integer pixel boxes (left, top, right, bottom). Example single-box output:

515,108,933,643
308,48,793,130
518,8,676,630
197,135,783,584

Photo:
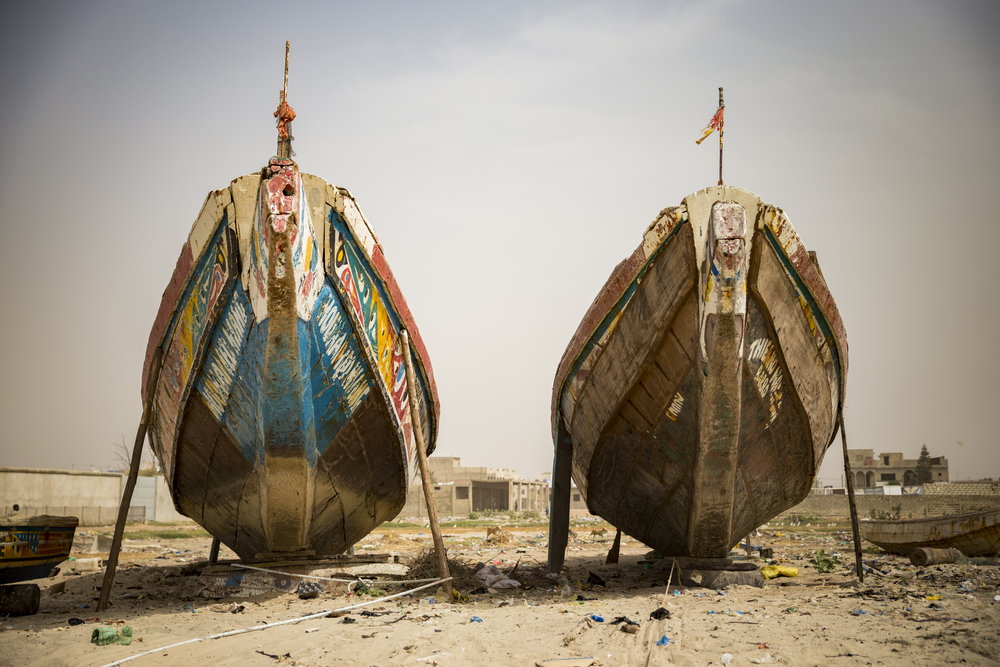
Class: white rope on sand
99,577,452,667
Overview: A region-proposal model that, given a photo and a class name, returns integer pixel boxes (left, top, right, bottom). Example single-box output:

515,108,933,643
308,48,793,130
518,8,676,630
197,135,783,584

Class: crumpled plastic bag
760,565,798,580
91,625,133,646
474,565,520,589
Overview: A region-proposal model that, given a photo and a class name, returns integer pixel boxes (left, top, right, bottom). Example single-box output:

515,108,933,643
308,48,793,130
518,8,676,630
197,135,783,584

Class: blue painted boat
142,93,438,561
1,515,78,584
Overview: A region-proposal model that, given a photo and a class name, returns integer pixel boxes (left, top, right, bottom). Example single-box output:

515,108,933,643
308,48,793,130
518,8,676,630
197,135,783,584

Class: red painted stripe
142,242,194,403
371,246,440,424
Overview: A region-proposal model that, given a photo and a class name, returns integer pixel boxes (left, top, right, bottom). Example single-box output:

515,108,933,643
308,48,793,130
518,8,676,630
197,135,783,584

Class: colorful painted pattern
248,163,322,323
152,221,237,474
330,216,414,464
0,520,78,584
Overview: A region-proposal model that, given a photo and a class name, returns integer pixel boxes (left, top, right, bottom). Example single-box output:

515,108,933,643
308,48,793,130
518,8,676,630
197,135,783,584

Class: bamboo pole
97,347,164,612
839,407,864,583
400,331,452,599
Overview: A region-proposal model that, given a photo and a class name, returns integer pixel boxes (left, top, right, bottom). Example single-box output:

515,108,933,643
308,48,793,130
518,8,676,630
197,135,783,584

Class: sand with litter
2,523,998,666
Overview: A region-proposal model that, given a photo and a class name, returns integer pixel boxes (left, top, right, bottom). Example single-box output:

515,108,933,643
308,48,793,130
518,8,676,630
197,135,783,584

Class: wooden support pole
547,419,574,573
400,331,452,599
839,407,864,583
97,347,163,612
605,528,622,565
209,537,221,565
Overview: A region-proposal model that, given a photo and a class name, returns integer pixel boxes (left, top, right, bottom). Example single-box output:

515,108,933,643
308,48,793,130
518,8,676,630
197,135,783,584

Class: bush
809,549,841,573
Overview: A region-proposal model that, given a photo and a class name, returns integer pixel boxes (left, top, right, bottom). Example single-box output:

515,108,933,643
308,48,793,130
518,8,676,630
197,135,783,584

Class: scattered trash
305,628,319,633
610,616,639,626
470,616,483,623
256,650,292,661
587,572,606,587
620,624,638,634
67,618,85,626
655,635,672,646
717,589,727,596
850,609,867,616
91,626,133,646
925,595,940,600
589,615,604,623
750,652,774,664
475,565,521,589
758,643,770,649
994,595,1000,602
722,653,734,666
649,607,671,620
760,565,798,580
341,616,356,624
297,581,323,599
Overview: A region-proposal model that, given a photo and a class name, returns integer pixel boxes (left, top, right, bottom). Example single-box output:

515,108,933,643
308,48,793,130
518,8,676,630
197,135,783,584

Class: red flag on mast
695,106,724,145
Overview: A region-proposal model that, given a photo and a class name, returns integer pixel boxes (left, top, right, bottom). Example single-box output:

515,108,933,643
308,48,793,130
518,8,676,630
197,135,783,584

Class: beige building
847,449,949,488
400,457,550,518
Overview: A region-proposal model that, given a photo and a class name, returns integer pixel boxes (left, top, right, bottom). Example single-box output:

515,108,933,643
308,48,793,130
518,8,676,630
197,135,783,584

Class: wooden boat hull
0,515,79,584
551,186,847,559
859,508,1000,557
143,159,438,561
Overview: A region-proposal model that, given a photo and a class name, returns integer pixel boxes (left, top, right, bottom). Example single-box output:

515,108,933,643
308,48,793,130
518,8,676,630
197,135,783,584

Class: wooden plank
754,241,834,466
547,419,574,573
569,224,696,491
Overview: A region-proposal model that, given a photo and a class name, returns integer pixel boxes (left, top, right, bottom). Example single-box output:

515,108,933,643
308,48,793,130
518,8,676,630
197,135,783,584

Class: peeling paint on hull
552,185,848,558
143,160,438,561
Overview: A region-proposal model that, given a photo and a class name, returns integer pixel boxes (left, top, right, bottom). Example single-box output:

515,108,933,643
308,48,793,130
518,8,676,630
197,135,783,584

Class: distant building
847,449,949,488
400,457,550,518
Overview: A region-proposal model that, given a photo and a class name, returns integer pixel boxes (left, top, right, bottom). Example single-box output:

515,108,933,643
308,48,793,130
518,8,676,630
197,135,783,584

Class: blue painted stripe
308,282,374,456
194,282,250,421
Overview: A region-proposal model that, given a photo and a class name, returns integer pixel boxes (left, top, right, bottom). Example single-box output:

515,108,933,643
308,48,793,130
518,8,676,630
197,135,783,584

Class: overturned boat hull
550,185,847,561
143,160,438,561
860,508,1000,557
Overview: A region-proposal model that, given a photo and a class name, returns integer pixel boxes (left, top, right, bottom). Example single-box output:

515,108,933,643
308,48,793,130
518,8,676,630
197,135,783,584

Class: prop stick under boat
547,419,573,573
839,408,864,583
400,331,452,599
97,347,163,612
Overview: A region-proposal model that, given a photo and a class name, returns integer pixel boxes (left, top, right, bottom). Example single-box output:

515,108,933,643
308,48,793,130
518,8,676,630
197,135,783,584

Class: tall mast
718,87,724,186
274,41,296,158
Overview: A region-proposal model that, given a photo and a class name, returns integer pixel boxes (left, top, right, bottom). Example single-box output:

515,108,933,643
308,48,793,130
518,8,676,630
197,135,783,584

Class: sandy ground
1,521,998,667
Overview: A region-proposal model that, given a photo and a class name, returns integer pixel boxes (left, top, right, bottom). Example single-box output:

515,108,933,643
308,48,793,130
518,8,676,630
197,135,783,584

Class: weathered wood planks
550,185,847,564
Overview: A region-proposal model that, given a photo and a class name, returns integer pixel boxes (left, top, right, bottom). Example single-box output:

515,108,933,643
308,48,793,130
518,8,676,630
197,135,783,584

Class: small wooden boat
1,515,79,584
859,508,1000,557
549,185,847,564
142,72,438,562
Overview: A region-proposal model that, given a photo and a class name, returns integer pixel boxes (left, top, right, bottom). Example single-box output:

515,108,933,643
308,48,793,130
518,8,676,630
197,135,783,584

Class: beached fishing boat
142,65,438,562
549,185,847,564
1,515,79,584
860,508,1000,557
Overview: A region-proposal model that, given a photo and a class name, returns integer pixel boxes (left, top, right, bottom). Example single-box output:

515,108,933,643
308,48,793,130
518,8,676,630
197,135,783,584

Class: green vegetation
808,549,841,573
916,444,933,484
98,528,213,540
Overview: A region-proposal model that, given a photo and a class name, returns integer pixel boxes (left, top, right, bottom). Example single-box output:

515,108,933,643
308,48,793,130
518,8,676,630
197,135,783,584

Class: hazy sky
1,1,998,488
